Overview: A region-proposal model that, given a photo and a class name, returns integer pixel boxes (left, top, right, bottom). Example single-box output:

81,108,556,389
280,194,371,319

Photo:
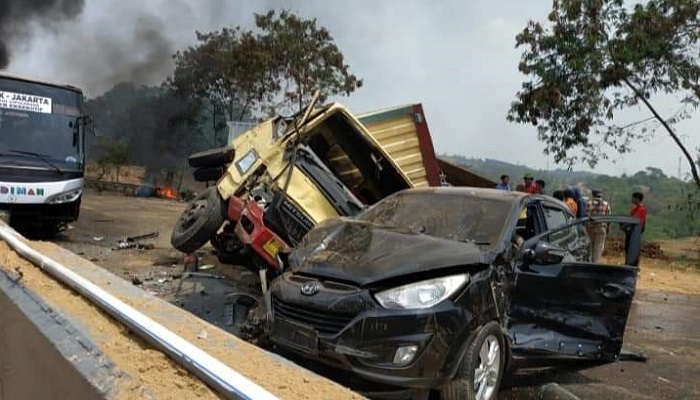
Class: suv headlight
46,188,82,204
374,273,469,310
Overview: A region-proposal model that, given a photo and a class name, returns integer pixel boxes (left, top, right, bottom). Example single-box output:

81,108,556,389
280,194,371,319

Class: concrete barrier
0,226,362,400
0,268,117,400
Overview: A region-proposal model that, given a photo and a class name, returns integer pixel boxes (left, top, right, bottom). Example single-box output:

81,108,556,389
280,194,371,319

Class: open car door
507,215,643,369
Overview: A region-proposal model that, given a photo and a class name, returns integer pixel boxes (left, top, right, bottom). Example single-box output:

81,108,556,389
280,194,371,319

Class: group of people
496,173,648,265
495,173,546,195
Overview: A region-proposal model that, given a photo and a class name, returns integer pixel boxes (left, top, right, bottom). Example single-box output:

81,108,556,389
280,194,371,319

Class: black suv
266,188,642,400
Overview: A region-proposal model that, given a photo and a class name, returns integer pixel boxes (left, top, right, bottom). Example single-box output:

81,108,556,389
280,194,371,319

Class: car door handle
600,283,632,300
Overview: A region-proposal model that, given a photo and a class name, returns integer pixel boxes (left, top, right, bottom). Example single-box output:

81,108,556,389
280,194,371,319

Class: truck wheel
441,321,505,400
170,187,226,253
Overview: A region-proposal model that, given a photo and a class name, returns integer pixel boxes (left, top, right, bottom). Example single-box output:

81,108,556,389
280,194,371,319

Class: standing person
563,189,578,215
496,174,511,191
626,192,647,266
586,189,612,262
573,187,587,218
523,174,538,194
552,190,565,201
535,179,546,195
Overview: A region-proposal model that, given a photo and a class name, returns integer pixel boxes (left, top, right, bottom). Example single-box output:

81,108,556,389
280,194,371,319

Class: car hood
290,218,486,286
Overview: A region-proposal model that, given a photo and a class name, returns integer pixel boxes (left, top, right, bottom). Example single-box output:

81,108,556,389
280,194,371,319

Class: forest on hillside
444,155,700,241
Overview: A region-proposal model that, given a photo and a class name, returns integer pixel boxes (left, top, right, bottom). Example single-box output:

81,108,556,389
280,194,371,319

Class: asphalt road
54,191,699,400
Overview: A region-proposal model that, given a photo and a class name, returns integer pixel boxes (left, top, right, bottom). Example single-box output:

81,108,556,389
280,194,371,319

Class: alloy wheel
473,334,501,400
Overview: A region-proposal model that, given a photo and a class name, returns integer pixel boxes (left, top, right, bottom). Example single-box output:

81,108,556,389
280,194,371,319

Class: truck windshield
0,77,83,171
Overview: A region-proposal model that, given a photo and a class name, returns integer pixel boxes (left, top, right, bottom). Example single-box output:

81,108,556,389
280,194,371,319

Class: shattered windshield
0,77,83,170
357,191,514,247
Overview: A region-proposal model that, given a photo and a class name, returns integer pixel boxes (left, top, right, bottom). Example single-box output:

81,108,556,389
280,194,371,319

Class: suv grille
272,297,356,336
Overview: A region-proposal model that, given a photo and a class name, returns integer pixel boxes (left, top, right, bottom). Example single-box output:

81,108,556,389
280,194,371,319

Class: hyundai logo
300,281,320,296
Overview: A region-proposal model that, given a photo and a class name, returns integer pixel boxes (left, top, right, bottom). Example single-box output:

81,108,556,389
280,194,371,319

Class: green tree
168,27,268,124
254,10,363,114
167,10,362,122
508,0,700,189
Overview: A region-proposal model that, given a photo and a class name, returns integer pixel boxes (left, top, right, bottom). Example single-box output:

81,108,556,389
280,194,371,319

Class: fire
157,186,178,200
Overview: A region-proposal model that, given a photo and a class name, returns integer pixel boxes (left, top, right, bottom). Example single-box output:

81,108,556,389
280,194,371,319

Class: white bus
0,73,90,235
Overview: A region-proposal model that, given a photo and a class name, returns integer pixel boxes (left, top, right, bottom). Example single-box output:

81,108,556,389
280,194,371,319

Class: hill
442,155,700,241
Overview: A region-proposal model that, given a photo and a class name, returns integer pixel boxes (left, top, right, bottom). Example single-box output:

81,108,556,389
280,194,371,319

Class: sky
5,0,699,178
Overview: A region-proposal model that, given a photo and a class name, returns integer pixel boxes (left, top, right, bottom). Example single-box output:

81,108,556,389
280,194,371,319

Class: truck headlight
374,274,469,310
46,188,82,204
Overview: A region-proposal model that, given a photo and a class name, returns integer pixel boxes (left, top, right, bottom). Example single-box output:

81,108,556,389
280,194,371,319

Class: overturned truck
171,101,494,279
171,100,412,280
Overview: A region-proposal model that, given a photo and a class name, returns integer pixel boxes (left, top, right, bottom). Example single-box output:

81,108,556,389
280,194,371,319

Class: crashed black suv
265,188,642,400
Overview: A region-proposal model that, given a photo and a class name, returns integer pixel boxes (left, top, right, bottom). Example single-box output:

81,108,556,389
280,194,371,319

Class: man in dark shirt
535,179,546,195
495,174,511,191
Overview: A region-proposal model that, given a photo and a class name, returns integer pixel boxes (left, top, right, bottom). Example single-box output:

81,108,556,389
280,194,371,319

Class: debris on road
181,271,227,280
152,256,180,267
183,253,200,272
199,264,215,271
619,349,648,362
116,242,155,250
115,231,160,250
538,383,581,400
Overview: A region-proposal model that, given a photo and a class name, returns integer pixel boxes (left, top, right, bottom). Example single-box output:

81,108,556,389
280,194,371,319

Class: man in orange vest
563,189,578,215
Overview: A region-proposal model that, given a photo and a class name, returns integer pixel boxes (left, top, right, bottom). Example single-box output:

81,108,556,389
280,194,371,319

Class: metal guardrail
0,223,279,400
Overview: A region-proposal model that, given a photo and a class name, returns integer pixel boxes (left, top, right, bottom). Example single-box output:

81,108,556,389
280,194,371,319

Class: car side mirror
524,241,566,265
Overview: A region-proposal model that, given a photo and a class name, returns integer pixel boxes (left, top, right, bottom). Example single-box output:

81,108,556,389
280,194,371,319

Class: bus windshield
0,77,84,171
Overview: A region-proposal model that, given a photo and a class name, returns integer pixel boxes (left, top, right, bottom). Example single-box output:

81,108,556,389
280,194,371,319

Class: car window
515,203,542,241
541,206,592,262
543,206,570,239
543,206,579,249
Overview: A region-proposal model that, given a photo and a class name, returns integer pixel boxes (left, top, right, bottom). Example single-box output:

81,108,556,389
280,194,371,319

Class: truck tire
441,321,505,400
188,146,235,168
193,166,225,182
170,187,226,253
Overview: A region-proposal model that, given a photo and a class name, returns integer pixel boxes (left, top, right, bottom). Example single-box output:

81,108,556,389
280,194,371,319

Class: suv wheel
442,321,505,400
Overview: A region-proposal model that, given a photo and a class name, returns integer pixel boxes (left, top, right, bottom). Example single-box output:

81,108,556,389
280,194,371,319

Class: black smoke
0,0,85,69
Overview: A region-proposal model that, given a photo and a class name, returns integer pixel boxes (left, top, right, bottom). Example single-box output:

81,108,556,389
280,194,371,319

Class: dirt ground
24,191,700,399
603,255,700,296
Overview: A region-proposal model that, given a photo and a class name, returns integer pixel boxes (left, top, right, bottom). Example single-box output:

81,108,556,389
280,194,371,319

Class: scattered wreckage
170,92,416,283
169,97,644,399
262,188,643,399
170,96,493,283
